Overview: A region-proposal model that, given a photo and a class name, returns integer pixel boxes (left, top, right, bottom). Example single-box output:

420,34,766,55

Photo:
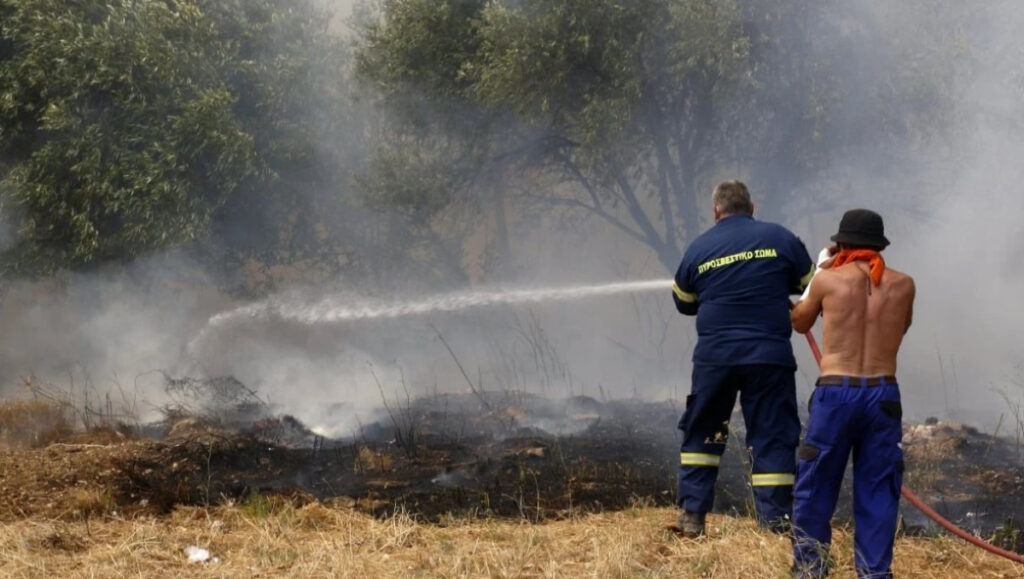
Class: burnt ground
0,391,1021,552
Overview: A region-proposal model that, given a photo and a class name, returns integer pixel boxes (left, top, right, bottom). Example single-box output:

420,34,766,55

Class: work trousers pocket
678,394,696,431
879,399,902,420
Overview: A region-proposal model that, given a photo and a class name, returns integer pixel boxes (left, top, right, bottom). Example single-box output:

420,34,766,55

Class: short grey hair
712,180,754,216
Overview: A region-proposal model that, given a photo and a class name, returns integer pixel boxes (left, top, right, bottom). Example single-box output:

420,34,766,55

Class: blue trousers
677,364,800,526
793,378,903,579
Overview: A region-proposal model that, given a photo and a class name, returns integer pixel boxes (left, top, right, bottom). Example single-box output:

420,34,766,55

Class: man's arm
788,235,816,295
672,255,699,316
672,280,699,315
796,245,836,302
791,271,827,333
904,278,916,334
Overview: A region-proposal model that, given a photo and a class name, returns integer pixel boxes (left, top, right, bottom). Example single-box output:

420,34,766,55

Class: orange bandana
831,249,885,286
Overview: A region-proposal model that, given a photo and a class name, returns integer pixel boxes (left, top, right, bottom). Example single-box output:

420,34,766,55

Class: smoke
185,280,687,436
776,1,1024,428
2,0,1023,436
0,253,229,412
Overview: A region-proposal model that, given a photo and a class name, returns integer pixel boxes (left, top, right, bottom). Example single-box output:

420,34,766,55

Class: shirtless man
789,209,915,579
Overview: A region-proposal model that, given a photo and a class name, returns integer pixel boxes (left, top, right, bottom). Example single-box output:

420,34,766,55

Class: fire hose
799,327,1024,565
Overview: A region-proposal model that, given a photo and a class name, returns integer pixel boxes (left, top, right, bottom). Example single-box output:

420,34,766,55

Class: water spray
189,279,673,352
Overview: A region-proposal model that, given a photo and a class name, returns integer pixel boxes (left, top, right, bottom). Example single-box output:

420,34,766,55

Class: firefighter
790,209,915,578
671,180,814,537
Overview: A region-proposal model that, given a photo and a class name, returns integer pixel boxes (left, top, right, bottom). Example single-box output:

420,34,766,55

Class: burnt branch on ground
159,374,269,427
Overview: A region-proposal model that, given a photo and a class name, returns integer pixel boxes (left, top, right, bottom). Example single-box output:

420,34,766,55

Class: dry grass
0,399,73,450
0,399,1019,577
0,505,1020,578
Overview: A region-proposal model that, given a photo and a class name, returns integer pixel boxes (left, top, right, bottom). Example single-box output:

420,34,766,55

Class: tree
0,0,258,275
356,0,969,271
0,0,364,287
355,0,519,284
358,0,758,271
484,0,757,269
198,0,369,290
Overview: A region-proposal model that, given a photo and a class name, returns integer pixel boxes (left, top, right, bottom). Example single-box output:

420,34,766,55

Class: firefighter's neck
713,207,754,223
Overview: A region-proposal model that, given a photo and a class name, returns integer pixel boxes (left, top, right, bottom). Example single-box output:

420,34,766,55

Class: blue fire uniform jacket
672,215,814,368
671,214,814,525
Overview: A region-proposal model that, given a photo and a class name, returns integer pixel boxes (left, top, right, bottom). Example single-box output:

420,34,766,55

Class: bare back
792,262,915,377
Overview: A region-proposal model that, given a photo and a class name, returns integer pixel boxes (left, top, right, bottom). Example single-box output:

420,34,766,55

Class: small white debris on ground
185,545,219,564
903,421,980,445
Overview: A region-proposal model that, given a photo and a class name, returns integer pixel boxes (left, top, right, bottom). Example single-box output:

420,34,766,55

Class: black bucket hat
830,208,890,249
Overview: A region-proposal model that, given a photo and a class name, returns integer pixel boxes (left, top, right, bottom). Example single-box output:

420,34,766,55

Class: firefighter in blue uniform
671,180,814,537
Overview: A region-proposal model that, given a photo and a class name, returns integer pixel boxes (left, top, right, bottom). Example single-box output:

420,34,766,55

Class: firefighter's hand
799,246,837,302
816,245,838,270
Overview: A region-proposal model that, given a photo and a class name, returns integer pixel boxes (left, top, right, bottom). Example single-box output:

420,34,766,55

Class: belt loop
842,376,849,388
859,377,868,387
880,376,887,387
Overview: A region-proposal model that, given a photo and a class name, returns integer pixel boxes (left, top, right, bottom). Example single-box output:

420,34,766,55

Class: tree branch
649,114,682,254
517,191,650,246
610,161,666,251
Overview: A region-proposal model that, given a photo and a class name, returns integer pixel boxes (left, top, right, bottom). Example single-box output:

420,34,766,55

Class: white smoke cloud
779,1,1024,429
4,0,1024,436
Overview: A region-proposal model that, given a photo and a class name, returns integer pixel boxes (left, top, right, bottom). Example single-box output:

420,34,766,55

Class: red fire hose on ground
799,328,1024,565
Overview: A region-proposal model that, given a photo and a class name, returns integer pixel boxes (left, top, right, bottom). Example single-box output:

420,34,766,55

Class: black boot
676,510,706,538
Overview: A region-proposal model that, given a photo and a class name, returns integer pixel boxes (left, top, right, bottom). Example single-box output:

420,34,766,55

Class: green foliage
0,0,361,281
242,490,273,518
357,0,485,100
474,0,747,156
360,144,461,222
0,0,258,274
198,0,364,284
351,137,486,285
991,516,1022,552
355,0,515,283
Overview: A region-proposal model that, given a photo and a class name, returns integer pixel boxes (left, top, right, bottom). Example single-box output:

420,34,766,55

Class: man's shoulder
823,264,914,291
750,220,805,246
883,267,915,288
685,218,802,252
816,265,863,289
683,227,719,255
756,221,811,263
814,267,845,286
883,266,911,277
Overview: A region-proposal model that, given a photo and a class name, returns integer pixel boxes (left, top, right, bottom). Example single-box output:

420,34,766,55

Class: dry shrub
355,445,394,474
37,530,88,553
166,416,221,439
30,524,88,554
294,502,342,530
0,398,73,449
67,488,115,519
61,424,136,445
240,491,310,519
